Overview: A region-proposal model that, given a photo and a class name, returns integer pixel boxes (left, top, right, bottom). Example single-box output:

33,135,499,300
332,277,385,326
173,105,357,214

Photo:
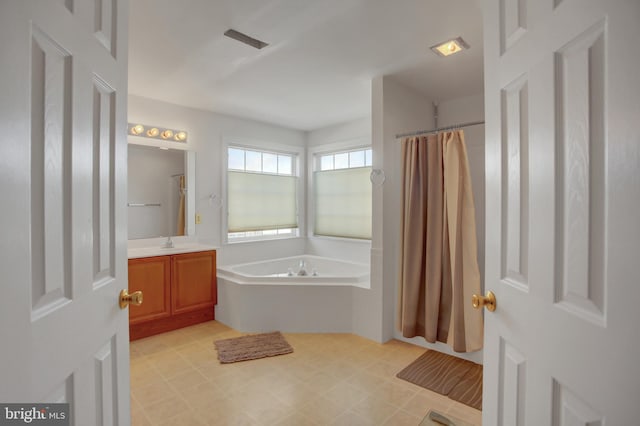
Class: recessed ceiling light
430,37,469,57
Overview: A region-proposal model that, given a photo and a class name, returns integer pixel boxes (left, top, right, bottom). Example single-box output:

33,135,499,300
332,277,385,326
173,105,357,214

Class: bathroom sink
161,243,197,250
128,243,217,259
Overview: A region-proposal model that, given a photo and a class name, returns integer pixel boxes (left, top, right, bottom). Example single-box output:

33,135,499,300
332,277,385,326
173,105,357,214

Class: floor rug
448,363,483,410
214,331,293,363
396,350,483,410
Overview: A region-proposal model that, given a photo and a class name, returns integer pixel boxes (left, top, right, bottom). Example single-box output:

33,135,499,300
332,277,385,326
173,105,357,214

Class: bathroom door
482,0,640,424
0,1,131,424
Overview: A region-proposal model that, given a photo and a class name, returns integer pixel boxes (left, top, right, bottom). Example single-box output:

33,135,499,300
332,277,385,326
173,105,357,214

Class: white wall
350,77,438,342
128,95,307,265
304,116,377,339
306,117,371,148
128,90,485,352
373,78,485,363
305,116,372,265
394,92,484,364
380,77,437,343
437,93,485,286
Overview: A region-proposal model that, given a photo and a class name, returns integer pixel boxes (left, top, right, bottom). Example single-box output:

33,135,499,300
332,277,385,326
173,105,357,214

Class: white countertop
128,243,218,259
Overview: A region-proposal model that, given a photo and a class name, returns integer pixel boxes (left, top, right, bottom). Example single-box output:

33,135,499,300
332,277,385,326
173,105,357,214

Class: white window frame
308,137,372,241
314,147,372,171
223,139,304,244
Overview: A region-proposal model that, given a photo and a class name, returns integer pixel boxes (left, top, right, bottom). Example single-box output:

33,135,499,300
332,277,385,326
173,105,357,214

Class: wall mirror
128,143,196,239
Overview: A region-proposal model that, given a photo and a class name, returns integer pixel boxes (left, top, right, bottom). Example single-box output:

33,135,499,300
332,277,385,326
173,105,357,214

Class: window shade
228,171,297,232
314,167,372,239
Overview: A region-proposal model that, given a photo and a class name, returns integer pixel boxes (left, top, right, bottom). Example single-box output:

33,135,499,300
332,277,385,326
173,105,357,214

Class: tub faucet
297,260,308,276
162,236,174,248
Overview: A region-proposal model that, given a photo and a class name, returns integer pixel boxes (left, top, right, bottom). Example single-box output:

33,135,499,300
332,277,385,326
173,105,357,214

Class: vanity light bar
128,123,188,143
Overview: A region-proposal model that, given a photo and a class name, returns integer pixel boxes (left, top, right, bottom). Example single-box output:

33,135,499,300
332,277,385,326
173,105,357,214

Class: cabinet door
171,251,217,315
128,256,171,324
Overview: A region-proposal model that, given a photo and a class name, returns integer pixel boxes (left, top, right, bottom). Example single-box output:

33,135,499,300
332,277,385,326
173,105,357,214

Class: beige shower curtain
397,130,483,353
176,175,186,236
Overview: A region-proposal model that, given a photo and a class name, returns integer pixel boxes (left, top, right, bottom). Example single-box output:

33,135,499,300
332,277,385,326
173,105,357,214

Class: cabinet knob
119,289,143,309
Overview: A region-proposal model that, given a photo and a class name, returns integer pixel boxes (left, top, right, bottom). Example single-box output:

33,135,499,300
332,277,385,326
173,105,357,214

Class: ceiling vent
224,29,269,50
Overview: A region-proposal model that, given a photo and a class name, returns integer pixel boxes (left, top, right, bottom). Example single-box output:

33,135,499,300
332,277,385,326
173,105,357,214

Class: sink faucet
162,236,174,248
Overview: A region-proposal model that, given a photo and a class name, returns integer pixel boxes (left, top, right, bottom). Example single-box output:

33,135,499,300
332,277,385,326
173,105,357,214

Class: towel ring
208,194,223,209
370,169,385,186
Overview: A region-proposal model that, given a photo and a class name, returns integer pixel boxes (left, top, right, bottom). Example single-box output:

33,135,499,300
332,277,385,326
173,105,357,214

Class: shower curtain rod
395,120,485,139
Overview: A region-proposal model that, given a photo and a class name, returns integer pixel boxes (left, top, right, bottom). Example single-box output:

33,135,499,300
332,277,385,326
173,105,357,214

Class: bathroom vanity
127,246,217,340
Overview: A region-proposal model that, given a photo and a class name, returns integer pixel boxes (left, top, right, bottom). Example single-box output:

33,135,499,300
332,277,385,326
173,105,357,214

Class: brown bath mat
448,363,483,410
397,350,474,394
396,350,483,410
214,331,293,363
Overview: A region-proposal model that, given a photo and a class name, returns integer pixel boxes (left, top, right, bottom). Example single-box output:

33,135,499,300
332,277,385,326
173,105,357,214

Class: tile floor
130,321,482,426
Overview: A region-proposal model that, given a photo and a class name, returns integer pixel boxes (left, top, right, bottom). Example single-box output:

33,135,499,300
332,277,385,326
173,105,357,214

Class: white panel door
482,0,640,424
0,1,130,425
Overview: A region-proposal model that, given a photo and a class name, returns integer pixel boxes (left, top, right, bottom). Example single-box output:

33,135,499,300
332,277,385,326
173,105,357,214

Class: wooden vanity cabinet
128,250,216,340
128,256,171,325
172,251,217,314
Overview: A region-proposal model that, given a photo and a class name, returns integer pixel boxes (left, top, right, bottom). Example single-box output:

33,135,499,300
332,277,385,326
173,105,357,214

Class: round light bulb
174,131,187,141
448,42,456,52
161,130,174,139
131,124,144,135
147,127,159,137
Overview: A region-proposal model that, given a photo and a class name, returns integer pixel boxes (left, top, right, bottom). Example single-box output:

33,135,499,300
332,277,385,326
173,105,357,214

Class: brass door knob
119,289,143,309
472,291,496,312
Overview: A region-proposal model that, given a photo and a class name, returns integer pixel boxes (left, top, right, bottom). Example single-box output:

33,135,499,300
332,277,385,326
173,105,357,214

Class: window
314,148,372,239
227,147,298,241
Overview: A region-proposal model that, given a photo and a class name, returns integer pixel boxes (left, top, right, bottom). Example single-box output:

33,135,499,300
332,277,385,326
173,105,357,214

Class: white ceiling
128,0,484,131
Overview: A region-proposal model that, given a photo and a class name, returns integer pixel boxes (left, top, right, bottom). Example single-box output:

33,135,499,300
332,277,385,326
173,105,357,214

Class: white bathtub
216,255,370,333
218,255,370,286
